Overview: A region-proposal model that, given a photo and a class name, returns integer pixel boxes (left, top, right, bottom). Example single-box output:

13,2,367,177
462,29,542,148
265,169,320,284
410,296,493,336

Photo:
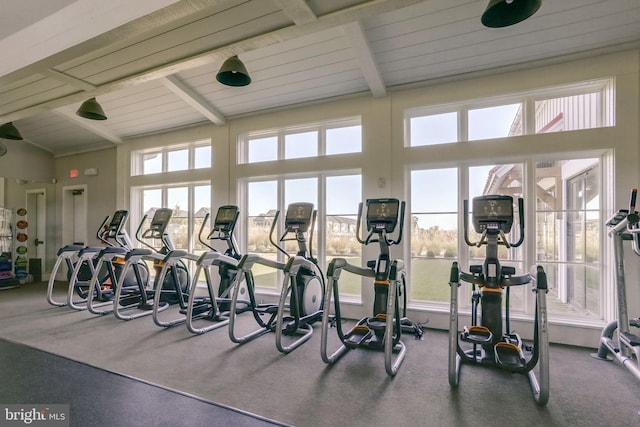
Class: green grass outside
410,258,456,302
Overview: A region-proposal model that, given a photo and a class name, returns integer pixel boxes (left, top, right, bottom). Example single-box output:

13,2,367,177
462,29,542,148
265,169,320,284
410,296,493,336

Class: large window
409,157,603,321
406,80,612,323
244,174,362,295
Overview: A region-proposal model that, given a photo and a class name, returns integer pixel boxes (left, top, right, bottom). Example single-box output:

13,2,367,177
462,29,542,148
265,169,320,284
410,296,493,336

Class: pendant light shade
216,56,251,87
76,97,107,120
481,0,541,28
0,122,24,140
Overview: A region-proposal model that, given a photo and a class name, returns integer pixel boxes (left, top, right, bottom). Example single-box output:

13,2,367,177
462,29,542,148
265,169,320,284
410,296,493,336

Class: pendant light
481,0,542,28
216,56,251,87
76,97,107,120
0,122,23,140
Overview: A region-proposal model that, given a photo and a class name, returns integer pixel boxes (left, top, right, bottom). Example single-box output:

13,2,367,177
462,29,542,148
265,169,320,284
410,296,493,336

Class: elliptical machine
321,198,423,377
110,208,189,321
448,195,549,405
46,210,130,309
184,205,250,334
228,202,324,353
592,189,640,381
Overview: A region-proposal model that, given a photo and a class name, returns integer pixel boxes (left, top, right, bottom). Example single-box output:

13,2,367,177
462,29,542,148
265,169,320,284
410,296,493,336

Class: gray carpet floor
1,282,639,426
0,338,287,427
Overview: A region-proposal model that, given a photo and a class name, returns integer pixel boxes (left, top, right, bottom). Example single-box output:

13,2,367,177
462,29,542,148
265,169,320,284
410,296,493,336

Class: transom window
130,140,211,176
238,117,361,164
405,79,614,147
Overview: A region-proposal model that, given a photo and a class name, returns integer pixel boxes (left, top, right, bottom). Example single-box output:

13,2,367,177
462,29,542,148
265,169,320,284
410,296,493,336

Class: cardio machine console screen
215,205,238,230
108,210,128,230
366,198,399,233
472,195,514,233
285,202,314,232
149,208,173,235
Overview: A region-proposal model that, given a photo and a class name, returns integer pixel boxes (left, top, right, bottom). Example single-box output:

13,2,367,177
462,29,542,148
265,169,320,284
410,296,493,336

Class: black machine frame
320,198,423,377
448,195,549,405
228,202,325,354
46,210,134,311
183,205,250,334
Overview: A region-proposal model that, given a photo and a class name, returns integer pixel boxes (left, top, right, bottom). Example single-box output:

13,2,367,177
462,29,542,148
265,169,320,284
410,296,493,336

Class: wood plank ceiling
1,0,639,157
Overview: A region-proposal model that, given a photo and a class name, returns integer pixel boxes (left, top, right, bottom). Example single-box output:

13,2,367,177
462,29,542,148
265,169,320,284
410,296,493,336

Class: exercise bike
592,189,640,381
110,208,189,321
46,210,130,309
320,198,424,377
184,205,250,334
228,202,324,353
448,195,549,405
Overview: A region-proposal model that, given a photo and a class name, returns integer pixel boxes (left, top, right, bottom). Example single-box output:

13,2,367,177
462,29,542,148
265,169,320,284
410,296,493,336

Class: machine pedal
344,325,372,348
461,325,492,344
621,331,640,346
118,295,141,307
494,342,525,370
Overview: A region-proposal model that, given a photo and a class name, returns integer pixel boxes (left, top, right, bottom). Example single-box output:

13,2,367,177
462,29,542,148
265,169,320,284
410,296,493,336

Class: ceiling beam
52,107,123,144
342,21,386,98
160,75,226,125
42,68,97,92
272,0,317,25
0,0,427,122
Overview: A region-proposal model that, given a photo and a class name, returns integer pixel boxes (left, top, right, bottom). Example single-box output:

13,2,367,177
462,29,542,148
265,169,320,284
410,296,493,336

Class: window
326,175,362,296
409,168,458,302
143,152,162,174
535,93,601,133
326,125,361,155
406,79,614,146
407,111,458,147
468,103,522,140
248,137,277,163
243,174,361,294
536,159,601,318
131,140,211,176
135,183,210,255
285,131,318,159
246,181,279,288
167,149,188,172
240,117,361,164
408,156,605,320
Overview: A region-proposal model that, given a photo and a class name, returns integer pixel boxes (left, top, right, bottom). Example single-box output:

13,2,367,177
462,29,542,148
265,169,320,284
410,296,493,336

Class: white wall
54,147,118,249
0,139,54,184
